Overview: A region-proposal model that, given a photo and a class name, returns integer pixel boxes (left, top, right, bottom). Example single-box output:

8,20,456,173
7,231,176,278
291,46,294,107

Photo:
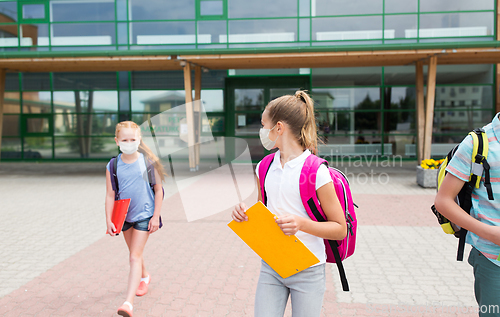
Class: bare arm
434,172,500,246
105,169,117,235
148,169,163,234
276,181,347,240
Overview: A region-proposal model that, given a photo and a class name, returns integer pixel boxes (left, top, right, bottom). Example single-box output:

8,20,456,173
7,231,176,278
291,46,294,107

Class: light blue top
106,153,155,223
446,113,500,266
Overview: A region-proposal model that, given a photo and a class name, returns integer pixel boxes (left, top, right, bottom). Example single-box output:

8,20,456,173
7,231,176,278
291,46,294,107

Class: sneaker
117,302,133,317
136,276,150,296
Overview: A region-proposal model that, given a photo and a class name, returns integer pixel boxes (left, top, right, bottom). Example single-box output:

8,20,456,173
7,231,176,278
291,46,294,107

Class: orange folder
109,198,131,235
228,201,319,278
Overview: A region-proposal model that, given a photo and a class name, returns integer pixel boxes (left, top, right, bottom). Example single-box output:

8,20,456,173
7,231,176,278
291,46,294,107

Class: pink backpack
258,153,357,291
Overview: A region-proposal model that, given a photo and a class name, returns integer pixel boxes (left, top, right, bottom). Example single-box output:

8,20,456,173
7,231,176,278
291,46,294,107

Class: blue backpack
109,154,164,228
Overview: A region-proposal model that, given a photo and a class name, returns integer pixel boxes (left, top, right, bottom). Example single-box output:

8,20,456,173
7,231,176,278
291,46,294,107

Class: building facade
0,0,498,162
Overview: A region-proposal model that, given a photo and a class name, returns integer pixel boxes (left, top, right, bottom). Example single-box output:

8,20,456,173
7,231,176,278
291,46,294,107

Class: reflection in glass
435,86,492,109
21,24,49,46
131,22,198,45
270,88,300,101
51,1,115,22
24,137,52,159
26,117,49,133
207,116,224,133
131,0,195,20
4,92,20,113
433,110,493,136
235,113,261,135
54,113,117,136
0,2,17,21
54,136,117,158
23,4,45,19
53,91,118,113
420,0,493,12
312,67,382,86
0,138,21,159
228,0,296,18
0,24,18,47
384,0,417,13
235,89,264,111
2,114,19,136
131,90,186,112
417,13,494,38
197,21,226,44
51,23,115,46
317,134,386,157
200,1,223,16
314,0,382,16
22,92,51,114
313,16,385,41
313,88,380,110
201,90,224,112
227,19,296,43
299,18,310,41
384,15,417,39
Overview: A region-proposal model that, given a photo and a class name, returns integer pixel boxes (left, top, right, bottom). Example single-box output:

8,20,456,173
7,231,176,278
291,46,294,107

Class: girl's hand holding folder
232,202,248,222
106,222,117,236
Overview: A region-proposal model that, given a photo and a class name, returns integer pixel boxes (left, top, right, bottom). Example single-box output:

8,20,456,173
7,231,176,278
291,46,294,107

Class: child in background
105,121,166,317
232,91,347,317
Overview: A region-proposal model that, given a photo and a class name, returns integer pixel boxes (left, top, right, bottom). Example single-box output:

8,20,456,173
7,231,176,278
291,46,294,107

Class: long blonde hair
265,90,318,154
115,121,167,182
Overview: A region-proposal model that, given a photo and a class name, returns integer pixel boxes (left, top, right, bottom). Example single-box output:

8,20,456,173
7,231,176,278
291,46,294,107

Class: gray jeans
254,260,326,317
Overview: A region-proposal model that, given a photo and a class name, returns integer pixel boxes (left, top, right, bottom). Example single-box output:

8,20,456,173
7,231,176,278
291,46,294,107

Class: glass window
227,19,296,43
312,67,382,86
299,0,310,16
3,92,20,113
384,66,416,85
116,0,127,20
234,89,264,111
313,88,380,110
384,15,417,39
384,111,415,134
433,110,493,135
436,64,493,84
2,114,19,136
418,13,494,38
386,87,415,110
299,18,310,41
132,71,185,90
21,24,49,46
314,0,382,16
131,90,187,112
384,0,417,13
420,0,494,12
0,24,18,47
131,21,196,45
435,86,492,109
1,138,22,159
54,136,116,158
235,113,261,135
24,137,52,159
22,4,45,19
54,113,117,136
198,20,226,44
53,72,117,90
53,91,118,113
201,90,224,112
0,1,17,21
22,73,51,91
228,0,296,18
50,1,115,22
207,116,224,133
5,73,19,91
51,23,115,46
131,0,195,20
200,1,223,16
313,16,384,41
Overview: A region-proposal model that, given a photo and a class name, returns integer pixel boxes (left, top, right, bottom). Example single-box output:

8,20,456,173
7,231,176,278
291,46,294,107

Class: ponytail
115,121,167,182
266,90,318,154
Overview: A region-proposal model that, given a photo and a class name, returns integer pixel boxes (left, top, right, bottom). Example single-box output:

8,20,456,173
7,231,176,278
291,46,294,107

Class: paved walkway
0,161,481,316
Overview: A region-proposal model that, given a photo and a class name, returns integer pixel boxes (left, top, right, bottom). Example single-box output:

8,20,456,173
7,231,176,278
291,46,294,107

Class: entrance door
225,76,310,162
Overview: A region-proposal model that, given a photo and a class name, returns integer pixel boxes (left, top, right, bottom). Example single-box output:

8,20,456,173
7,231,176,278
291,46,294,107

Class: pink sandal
117,301,133,317
136,275,150,296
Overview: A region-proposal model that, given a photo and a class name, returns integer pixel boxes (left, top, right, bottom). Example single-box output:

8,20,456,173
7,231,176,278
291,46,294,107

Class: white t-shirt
255,149,332,264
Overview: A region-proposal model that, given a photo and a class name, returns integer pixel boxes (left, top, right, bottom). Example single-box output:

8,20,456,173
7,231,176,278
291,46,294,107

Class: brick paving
0,161,482,316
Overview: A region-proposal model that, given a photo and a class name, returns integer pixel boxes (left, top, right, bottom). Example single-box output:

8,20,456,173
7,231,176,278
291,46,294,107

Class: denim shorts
122,216,152,232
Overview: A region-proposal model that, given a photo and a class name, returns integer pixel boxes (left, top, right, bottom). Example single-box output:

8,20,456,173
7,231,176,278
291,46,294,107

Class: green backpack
431,128,494,261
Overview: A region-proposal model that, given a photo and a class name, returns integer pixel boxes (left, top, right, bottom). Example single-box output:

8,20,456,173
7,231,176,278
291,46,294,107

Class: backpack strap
109,156,119,200
258,153,275,206
141,154,164,228
300,154,350,291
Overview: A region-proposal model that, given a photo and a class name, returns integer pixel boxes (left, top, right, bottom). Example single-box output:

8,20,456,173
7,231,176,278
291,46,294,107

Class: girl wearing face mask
105,121,166,317
232,91,346,317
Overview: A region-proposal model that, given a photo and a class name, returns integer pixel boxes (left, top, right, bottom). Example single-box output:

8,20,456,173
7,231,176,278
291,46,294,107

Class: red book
109,198,131,235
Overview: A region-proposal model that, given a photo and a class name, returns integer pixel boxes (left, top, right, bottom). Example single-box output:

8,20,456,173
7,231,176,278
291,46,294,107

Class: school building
0,0,499,165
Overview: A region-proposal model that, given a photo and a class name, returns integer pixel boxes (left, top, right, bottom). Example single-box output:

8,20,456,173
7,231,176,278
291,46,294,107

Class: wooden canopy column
194,66,202,168
423,56,438,161
415,61,425,164
183,62,197,171
0,69,6,161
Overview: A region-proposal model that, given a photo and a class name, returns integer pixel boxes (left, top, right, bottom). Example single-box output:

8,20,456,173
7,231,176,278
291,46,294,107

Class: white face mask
119,140,140,155
259,124,279,151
